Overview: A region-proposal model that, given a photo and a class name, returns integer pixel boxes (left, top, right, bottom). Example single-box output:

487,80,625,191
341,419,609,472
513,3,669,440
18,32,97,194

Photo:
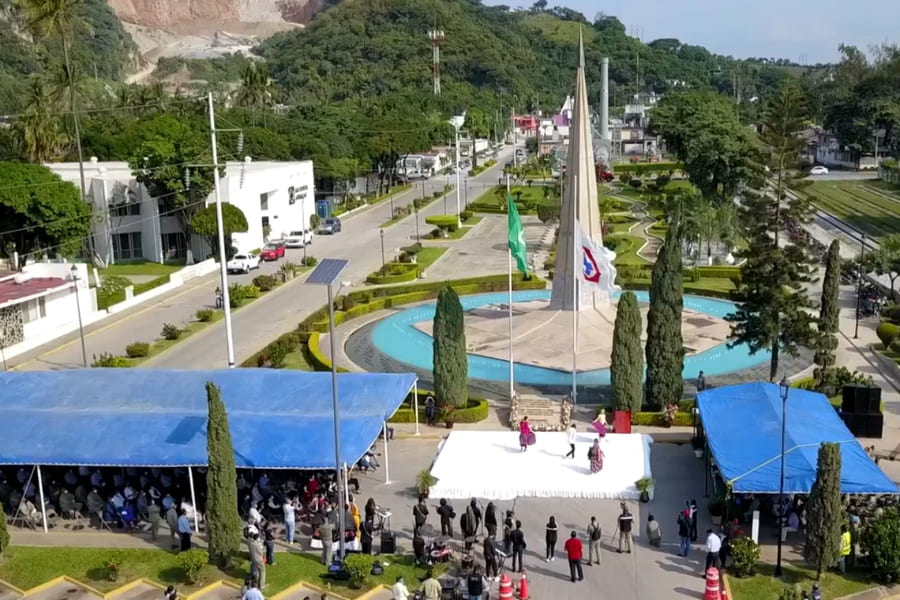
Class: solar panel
307,258,349,286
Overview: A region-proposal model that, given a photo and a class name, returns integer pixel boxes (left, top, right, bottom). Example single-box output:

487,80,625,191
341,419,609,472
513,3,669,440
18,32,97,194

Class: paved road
10,147,515,371
809,171,879,181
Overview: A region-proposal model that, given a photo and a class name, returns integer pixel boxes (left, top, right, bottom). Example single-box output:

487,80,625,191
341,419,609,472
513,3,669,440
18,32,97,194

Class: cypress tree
804,442,843,579
611,291,644,413
205,381,242,567
645,207,684,409
814,240,841,392
433,286,468,409
0,499,9,554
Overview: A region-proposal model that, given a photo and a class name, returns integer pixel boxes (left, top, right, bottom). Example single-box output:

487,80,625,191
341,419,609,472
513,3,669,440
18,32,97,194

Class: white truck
226,252,260,274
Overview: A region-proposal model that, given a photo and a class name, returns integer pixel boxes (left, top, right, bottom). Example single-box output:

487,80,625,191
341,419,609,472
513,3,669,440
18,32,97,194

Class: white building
48,158,316,264
0,263,96,364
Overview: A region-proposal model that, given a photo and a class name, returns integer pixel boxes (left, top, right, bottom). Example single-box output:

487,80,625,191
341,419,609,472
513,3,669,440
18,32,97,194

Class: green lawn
0,546,446,598
728,563,877,600
425,221,481,241
97,261,183,277
609,234,649,265
805,180,900,238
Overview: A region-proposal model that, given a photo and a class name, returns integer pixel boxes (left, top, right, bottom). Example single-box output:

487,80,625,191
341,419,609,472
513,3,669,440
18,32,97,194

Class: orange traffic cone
498,573,513,600
704,567,720,600
518,571,529,600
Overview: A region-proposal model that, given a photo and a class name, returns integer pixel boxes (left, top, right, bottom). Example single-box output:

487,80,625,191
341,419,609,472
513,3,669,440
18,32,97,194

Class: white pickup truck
226,252,260,274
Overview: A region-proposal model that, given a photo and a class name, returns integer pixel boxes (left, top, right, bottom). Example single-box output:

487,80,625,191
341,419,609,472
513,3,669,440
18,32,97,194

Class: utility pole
207,92,237,368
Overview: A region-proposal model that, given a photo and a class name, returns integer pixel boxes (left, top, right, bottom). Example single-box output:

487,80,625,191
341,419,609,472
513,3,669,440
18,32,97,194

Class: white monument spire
549,29,603,310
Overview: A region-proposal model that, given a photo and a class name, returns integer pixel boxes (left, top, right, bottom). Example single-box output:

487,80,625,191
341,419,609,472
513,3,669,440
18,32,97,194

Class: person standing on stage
519,416,534,452
565,423,577,458
588,439,604,473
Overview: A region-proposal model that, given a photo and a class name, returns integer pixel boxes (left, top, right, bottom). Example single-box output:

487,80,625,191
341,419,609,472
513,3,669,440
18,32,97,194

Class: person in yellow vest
349,496,361,535
838,524,851,574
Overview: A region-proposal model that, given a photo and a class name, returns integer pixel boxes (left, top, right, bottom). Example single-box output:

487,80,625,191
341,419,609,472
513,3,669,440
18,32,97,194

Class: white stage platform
429,431,654,501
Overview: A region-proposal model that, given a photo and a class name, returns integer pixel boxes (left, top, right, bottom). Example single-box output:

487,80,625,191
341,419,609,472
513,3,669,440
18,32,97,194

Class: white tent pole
36,465,48,533
413,382,420,436
383,421,391,484
343,463,350,506
187,467,199,534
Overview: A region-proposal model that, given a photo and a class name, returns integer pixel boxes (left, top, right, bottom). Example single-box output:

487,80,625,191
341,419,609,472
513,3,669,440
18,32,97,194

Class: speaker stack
840,384,883,439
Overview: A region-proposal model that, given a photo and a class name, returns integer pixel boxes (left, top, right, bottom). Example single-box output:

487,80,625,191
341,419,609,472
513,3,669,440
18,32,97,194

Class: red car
259,241,285,261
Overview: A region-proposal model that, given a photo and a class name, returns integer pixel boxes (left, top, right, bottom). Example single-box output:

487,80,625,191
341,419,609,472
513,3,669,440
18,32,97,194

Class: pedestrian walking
519,417,535,452
677,510,692,557
564,531,584,583
704,529,722,574
646,514,662,548
545,516,559,561
617,504,633,554
565,423,577,458
510,520,526,573
586,517,602,565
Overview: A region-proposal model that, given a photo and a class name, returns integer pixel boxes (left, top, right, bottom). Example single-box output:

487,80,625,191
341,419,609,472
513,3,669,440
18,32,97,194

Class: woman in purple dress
588,439,604,473
519,416,535,452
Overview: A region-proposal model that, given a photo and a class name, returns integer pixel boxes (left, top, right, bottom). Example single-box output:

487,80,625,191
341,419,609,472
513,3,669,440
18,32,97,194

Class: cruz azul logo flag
576,219,620,294
507,196,529,275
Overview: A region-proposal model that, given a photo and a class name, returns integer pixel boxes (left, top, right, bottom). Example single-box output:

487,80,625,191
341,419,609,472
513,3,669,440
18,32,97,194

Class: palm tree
235,63,273,111
17,0,95,259
13,78,67,163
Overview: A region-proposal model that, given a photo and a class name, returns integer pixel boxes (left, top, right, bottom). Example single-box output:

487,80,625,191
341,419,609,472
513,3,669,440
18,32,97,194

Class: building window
22,297,46,324
112,232,143,261
160,232,186,260
110,202,140,217
260,192,269,211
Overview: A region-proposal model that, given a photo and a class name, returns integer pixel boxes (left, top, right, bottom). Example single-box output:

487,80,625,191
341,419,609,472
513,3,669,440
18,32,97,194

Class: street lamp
449,113,466,228
69,265,88,368
380,229,386,269
308,259,351,561
775,375,790,577
854,234,867,339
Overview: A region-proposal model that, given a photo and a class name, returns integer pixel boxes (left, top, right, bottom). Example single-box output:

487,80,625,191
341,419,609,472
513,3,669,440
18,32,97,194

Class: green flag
507,195,529,275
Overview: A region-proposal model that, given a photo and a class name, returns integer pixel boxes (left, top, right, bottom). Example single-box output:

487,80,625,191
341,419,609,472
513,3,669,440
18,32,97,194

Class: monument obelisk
549,30,606,311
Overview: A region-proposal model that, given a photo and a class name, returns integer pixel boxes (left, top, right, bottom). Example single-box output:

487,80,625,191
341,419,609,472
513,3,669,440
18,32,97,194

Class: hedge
133,274,171,295
614,162,682,176
366,262,421,285
390,395,489,423
425,215,460,229
307,332,350,373
620,280,734,299
632,411,693,427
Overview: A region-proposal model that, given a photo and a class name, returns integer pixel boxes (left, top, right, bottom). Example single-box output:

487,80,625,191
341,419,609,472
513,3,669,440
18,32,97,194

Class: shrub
161,323,181,340
177,549,208,584
196,309,214,322
883,304,900,323
629,178,643,189
133,275,170,295
425,214,459,232
228,284,248,308
302,256,318,267
460,210,473,220
269,339,291,369
125,342,150,358
729,536,761,577
280,261,301,276
92,352,130,368
861,506,900,582
244,285,261,299
96,274,131,310
876,322,900,348
102,550,126,580
777,585,803,600
343,553,375,587
252,274,278,292
618,173,631,184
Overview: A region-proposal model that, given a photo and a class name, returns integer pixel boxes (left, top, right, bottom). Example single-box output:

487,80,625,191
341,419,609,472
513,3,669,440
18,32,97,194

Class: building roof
698,382,898,494
0,276,69,308
0,369,417,468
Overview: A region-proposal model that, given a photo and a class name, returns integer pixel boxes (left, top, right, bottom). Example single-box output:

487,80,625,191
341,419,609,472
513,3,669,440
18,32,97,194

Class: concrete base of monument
414,298,731,372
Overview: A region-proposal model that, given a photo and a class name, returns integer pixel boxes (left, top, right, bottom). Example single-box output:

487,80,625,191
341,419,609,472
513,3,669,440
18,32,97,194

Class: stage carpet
429,431,654,501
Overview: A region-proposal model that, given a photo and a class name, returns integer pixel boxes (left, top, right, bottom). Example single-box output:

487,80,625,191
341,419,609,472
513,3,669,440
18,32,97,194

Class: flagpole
572,175,578,405
507,173,514,400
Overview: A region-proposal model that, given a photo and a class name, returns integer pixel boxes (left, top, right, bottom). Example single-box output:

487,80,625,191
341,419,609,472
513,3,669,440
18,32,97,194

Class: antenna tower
428,29,446,96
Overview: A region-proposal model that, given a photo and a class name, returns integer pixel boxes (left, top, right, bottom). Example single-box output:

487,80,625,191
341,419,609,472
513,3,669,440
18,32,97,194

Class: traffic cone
704,567,720,600
498,573,513,600
517,571,529,600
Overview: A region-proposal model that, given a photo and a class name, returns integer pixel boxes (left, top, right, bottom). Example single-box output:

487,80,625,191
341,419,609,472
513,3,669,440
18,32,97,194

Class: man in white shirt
283,497,297,544
704,529,722,574
391,575,410,600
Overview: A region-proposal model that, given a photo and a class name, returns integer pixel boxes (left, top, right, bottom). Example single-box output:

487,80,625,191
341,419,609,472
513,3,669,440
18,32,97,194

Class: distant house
811,128,881,170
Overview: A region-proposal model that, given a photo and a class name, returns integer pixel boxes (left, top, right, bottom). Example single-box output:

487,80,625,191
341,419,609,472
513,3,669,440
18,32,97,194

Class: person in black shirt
483,534,499,580
545,516,559,561
413,495,429,537
360,518,374,554
262,518,276,566
617,504,634,554
510,520,526,573
503,510,515,554
466,565,486,600
484,502,497,537
437,498,455,538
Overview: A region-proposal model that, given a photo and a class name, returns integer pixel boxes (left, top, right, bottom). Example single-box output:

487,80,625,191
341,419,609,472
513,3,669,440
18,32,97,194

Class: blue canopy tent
0,369,417,532
697,382,898,495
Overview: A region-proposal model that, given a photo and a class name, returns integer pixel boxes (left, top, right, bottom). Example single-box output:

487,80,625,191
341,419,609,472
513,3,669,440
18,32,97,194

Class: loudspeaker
841,413,868,437
842,385,868,413
867,414,884,439
380,531,396,554
865,386,882,414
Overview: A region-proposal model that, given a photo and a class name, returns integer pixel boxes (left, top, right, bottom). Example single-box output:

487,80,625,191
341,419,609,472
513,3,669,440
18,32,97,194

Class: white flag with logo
576,219,620,295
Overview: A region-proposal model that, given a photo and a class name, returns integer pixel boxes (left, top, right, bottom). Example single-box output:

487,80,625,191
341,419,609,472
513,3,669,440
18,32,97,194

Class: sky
484,0,898,63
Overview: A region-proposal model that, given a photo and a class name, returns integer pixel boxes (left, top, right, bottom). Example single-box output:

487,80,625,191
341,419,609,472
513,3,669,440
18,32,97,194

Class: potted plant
416,470,438,498
635,477,654,503
692,436,705,459
709,499,725,526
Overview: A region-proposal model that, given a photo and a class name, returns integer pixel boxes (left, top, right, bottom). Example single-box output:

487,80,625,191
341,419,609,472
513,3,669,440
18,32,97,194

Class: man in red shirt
564,530,584,583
